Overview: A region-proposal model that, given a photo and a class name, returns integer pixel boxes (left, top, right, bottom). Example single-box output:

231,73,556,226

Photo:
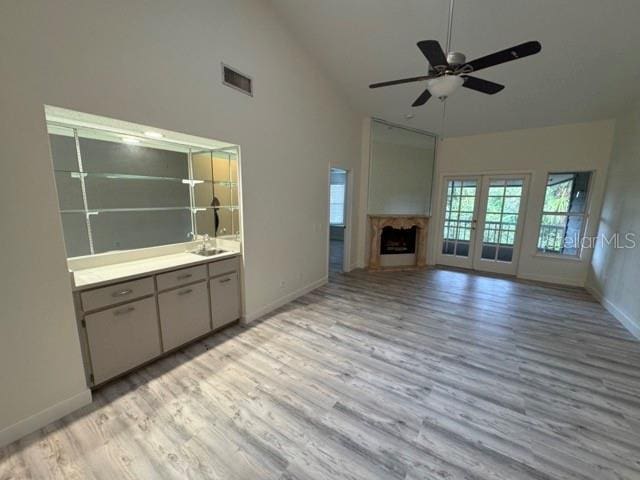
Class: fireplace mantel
368,215,429,270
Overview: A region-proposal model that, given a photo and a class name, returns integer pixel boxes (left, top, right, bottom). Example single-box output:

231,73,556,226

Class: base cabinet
158,281,210,351
210,272,241,329
85,296,162,384
77,255,241,387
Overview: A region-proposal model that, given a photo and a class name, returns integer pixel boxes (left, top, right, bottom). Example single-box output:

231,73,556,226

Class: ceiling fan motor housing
446,51,467,67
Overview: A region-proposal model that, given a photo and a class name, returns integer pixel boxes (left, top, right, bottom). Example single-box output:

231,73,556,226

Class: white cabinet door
158,281,210,351
85,296,162,384
210,272,240,329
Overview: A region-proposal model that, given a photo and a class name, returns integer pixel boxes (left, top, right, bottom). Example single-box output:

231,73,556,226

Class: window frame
535,170,594,259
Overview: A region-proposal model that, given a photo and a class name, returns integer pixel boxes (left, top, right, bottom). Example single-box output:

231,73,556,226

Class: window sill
531,252,584,263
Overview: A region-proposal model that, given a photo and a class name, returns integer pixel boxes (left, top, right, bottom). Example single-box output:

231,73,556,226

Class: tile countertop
72,250,240,290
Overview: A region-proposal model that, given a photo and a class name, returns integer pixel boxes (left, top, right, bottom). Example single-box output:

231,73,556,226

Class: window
329,168,347,226
537,172,592,256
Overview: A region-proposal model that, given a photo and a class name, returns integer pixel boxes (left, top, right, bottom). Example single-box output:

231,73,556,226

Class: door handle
219,277,232,283
112,288,133,297
114,306,135,316
177,273,193,280
177,288,193,296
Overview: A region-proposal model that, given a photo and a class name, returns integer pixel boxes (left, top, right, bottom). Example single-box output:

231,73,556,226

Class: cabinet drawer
210,272,241,329
158,281,210,351
156,264,206,291
208,256,240,277
81,277,154,312
84,296,161,384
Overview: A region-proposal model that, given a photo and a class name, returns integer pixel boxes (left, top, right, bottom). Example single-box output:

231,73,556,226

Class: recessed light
122,136,140,144
405,113,415,120
144,131,163,139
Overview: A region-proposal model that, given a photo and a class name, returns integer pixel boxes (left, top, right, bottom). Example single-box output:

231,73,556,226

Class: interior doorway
436,174,530,275
329,167,348,273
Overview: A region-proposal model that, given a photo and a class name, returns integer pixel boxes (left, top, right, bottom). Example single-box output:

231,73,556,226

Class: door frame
435,171,532,276
327,165,352,273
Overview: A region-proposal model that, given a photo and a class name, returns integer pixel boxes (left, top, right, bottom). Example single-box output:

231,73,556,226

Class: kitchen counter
72,250,240,290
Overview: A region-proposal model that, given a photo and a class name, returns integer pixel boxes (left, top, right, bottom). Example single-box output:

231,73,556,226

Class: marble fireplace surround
368,215,429,270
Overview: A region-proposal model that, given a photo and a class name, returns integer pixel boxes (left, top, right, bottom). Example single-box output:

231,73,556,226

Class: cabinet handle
177,273,193,280
177,288,193,296
114,306,135,316
219,277,231,283
112,288,133,297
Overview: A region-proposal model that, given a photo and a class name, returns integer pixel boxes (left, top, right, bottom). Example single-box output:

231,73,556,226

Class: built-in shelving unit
47,120,242,257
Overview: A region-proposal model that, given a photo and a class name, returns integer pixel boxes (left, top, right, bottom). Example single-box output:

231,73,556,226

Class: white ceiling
271,0,640,137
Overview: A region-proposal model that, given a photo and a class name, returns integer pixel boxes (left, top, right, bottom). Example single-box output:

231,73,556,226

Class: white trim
242,277,328,323
517,272,584,287
531,252,584,262
0,389,92,448
586,285,640,340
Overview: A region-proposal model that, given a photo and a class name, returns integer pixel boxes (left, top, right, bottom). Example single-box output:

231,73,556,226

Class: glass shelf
54,169,238,186
60,206,239,214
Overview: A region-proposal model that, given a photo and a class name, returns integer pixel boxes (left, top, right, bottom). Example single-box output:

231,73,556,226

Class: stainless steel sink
195,249,228,257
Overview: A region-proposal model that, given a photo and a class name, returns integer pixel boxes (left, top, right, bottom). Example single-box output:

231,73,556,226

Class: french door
437,174,529,275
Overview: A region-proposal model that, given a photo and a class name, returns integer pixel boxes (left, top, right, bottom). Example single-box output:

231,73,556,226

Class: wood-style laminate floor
2,267,640,479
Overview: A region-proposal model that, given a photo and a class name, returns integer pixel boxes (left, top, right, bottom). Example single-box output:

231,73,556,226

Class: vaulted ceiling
271,0,640,136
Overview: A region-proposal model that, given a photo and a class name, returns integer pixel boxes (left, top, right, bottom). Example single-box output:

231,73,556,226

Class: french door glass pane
480,179,523,263
442,179,477,257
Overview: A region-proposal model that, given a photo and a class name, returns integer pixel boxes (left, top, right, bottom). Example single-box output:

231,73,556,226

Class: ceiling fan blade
412,89,432,107
465,41,541,73
462,76,504,94
417,40,448,68
369,75,431,89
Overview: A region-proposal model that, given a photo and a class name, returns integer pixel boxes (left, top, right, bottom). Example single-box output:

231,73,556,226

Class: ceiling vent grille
222,64,253,96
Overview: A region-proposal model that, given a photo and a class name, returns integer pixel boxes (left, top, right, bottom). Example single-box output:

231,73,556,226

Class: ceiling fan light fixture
427,74,464,100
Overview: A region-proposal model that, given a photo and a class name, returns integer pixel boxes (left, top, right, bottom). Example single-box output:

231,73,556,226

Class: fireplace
368,215,429,270
380,226,417,255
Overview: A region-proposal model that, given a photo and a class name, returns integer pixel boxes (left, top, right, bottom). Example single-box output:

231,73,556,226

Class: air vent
222,64,253,96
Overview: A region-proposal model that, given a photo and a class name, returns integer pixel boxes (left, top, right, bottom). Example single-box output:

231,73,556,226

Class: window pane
503,197,521,214
543,176,573,212
486,196,504,213
538,214,569,253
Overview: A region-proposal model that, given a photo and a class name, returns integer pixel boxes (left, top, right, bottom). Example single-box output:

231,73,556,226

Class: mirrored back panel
368,119,436,215
47,121,241,258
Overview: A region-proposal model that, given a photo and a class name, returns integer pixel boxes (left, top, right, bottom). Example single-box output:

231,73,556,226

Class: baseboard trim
243,276,328,323
586,285,640,340
516,272,584,287
0,388,92,449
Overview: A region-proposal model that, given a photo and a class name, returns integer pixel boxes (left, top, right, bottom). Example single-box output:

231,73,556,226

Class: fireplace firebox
368,215,428,270
380,226,417,255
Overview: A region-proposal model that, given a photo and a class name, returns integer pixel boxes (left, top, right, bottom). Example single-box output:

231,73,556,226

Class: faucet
201,234,210,253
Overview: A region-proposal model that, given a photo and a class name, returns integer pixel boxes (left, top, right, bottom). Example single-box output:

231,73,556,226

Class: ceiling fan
369,1,542,107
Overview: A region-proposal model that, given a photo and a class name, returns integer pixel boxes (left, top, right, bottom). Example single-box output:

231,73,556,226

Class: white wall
587,105,640,338
430,120,615,286
0,0,362,446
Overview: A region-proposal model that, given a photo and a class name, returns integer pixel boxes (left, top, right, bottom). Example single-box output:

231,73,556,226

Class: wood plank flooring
2,267,640,479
